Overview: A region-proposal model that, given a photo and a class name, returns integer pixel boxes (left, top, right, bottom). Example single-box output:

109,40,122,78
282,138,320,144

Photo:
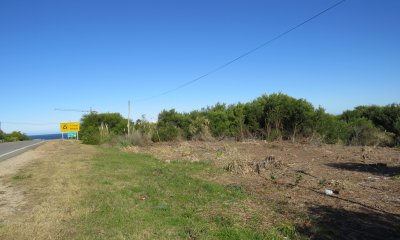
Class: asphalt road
0,140,45,162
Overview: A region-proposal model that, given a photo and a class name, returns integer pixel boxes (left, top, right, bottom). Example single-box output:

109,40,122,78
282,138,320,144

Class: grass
70,148,300,239
390,175,400,181
12,173,32,180
0,141,302,239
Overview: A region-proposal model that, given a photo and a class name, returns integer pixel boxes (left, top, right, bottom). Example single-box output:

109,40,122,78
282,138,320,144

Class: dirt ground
0,140,97,239
125,140,400,239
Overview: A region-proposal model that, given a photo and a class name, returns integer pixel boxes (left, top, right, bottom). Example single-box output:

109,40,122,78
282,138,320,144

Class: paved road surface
0,140,45,162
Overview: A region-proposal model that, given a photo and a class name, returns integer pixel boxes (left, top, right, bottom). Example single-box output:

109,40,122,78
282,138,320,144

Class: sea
29,133,63,140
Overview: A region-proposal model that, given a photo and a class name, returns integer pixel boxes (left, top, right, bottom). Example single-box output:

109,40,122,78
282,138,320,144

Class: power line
1,121,59,126
136,0,346,102
55,108,98,113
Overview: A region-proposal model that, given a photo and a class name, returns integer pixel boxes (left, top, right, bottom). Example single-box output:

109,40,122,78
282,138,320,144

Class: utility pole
127,100,131,136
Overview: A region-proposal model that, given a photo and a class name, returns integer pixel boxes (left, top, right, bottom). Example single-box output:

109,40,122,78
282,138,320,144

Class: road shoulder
0,148,42,222
0,140,98,239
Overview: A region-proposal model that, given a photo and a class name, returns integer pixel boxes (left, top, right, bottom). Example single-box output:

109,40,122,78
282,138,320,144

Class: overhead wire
135,0,346,102
1,121,59,126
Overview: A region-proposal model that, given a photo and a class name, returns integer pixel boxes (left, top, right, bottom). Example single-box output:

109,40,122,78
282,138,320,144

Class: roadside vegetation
79,93,400,147
71,148,301,239
0,141,303,239
0,130,30,143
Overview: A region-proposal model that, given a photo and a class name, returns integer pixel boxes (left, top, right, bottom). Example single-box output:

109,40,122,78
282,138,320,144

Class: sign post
60,122,80,140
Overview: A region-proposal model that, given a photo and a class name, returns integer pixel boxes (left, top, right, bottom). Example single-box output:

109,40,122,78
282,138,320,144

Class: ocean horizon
29,133,63,140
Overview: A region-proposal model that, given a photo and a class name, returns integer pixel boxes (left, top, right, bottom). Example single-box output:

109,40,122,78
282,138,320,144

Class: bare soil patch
0,140,97,240
125,140,400,239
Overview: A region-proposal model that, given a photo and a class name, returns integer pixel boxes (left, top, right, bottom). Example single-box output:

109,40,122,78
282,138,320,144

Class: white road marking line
0,141,45,158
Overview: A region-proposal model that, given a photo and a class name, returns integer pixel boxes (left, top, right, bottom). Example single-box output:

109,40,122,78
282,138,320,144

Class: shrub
0,130,5,142
312,110,349,144
112,132,148,147
76,93,400,147
134,115,157,142
188,115,213,141
4,131,30,142
81,126,100,145
155,124,180,142
80,112,129,145
341,104,400,145
348,118,384,146
150,94,399,146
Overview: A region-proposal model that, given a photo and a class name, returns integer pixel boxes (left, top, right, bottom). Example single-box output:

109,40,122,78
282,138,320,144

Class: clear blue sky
1,0,399,134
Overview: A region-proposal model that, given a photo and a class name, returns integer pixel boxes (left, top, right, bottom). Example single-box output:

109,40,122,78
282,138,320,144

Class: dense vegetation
0,130,31,142
80,93,400,147
80,113,128,145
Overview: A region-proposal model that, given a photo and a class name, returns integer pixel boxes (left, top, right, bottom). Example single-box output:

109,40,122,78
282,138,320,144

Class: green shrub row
0,130,31,142
79,93,400,147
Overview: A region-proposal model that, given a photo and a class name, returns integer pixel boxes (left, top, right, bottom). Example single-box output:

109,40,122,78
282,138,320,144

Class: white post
127,100,131,136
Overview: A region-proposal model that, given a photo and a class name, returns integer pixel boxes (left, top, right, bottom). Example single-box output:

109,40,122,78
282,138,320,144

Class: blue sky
1,0,399,134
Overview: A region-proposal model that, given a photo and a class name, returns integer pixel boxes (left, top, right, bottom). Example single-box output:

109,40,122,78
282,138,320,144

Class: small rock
324,189,334,196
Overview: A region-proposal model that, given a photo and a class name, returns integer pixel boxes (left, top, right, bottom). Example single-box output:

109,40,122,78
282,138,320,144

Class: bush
150,94,399,146
341,104,400,145
81,126,100,145
114,130,151,147
188,115,213,141
154,124,180,142
0,130,5,142
154,109,188,141
135,115,157,141
312,109,349,144
3,131,30,142
80,113,128,145
348,118,385,146
76,93,399,147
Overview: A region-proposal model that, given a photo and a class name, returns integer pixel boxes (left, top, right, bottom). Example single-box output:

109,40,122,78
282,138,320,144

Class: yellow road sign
60,122,80,132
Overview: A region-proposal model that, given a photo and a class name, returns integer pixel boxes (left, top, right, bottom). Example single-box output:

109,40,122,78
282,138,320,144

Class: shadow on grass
326,162,400,177
298,205,400,240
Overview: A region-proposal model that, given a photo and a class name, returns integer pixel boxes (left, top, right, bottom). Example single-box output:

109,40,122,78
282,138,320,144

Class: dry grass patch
0,140,98,240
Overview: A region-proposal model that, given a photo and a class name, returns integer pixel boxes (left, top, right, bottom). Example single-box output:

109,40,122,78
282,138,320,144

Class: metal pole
127,100,131,136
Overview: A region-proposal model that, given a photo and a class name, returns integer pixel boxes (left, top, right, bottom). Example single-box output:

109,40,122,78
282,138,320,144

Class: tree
155,109,186,141
0,130,5,142
80,113,128,144
205,103,230,138
227,103,246,140
340,104,400,145
4,131,30,142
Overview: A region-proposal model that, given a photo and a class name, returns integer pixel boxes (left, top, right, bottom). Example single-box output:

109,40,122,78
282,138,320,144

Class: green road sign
67,132,77,139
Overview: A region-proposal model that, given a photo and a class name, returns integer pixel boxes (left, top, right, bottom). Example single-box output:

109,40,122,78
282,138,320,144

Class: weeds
114,130,151,147
295,173,303,185
12,174,32,180
390,175,400,181
319,178,327,186
226,183,245,194
69,148,300,239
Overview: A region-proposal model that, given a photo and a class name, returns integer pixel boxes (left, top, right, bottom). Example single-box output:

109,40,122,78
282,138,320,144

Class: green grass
390,175,400,181
71,148,301,239
12,173,32,180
